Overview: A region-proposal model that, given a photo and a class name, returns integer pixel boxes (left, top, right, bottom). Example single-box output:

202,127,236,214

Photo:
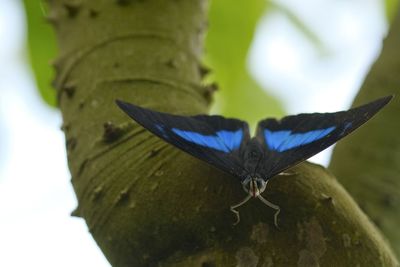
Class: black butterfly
116,96,392,226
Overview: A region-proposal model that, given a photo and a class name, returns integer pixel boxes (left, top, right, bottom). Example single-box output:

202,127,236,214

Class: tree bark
49,0,399,266
330,3,400,259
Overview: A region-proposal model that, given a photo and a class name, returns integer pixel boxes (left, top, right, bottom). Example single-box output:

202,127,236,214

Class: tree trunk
49,0,399,266
330,3,400,259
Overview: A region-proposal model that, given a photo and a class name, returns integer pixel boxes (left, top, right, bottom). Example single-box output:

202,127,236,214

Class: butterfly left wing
116,100,251,179
256,96,393,180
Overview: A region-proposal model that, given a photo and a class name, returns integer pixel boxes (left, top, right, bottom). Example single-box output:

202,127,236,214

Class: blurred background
0,0,395,266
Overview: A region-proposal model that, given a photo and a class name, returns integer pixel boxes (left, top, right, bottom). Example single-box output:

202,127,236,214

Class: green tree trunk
49,0,399,266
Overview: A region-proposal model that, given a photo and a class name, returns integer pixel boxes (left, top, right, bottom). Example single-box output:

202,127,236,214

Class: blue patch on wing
171,128,243,152
264,126,336,152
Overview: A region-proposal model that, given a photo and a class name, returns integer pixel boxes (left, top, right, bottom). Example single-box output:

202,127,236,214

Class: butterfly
116,96,392,226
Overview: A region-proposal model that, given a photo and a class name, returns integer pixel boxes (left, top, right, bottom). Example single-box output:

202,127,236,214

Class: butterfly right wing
256,96,392,180
116,100,251,179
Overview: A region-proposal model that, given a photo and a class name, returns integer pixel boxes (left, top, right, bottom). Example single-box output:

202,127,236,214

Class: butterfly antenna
230,194,252,225
258,195,281,228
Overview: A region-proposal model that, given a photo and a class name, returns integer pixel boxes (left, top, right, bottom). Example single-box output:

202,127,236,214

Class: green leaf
205,0,283,127
385,0,400,22
23,0,57,107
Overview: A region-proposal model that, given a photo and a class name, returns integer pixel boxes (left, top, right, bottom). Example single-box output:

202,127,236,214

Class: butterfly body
116,96,392,226
238,138,263,178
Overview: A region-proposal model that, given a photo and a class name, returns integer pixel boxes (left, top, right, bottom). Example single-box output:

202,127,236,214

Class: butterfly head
242,176,267,197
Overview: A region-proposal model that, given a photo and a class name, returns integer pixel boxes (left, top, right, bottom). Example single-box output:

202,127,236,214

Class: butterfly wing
116,100,251,179
256,96,393,180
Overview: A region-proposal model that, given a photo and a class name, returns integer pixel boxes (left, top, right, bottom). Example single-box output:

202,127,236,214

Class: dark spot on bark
66,137,77,150
381,193,396,208
88,9,98,18
103,121,123,142
165,59,179,69
203,83,218,104
63,3,81,18
79,101,85,109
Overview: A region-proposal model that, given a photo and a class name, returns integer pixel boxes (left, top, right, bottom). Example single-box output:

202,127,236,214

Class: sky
0,0,387,266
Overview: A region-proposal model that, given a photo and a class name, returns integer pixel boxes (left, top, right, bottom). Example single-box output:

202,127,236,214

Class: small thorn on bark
91,185,104,202
66,137,77,151
116,189,129,203
320,193,335,205
203,83,218,104
103,121,124,143
71,207,82,217
63,2,81,18
60,122,70,132
63,81,77,98
199,64,210,78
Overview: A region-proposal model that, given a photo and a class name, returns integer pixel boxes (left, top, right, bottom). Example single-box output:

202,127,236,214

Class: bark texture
49,0,399,266
330,5,400,258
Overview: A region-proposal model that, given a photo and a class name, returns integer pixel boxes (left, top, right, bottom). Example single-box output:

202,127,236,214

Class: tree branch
330,4,400,258
49,0,399,266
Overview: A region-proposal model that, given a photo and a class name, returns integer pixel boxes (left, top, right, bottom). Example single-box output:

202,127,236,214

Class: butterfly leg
230,194,252,225
258,195,281,228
